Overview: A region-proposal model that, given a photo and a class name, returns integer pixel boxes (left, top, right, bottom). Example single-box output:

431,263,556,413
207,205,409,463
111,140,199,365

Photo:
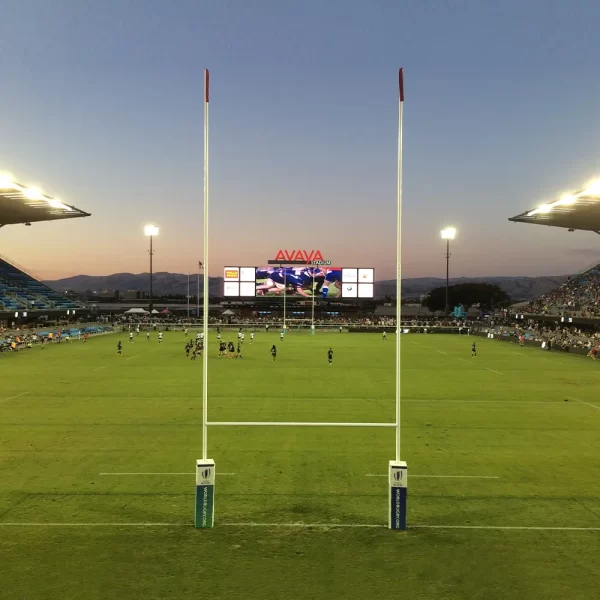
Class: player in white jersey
136,326,140,336
280,330,284,341
146,332,151,341
196,332,201,341
250,331,255,344
184,328,188,337
382,330,387,341
241,333,245,342
158,332,163,344
129,332,134,343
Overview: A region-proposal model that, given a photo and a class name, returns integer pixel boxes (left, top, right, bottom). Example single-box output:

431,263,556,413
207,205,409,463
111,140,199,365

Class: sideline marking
486,368,504,375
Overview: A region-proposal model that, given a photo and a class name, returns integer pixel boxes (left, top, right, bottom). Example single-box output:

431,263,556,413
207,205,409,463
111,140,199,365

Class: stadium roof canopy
509,180,600,234
0,174,90,226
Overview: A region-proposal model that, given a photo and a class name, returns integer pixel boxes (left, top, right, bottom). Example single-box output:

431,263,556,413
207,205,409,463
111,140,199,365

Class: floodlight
440,227,456,240
555,194,576,207
0,174,14,189
144,224,159,236
582,180,600,197
537,204,552,214
47,199,72,211
23,187,42,200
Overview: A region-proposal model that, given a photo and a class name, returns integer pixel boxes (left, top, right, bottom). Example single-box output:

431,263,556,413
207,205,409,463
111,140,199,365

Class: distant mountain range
43,272,569,302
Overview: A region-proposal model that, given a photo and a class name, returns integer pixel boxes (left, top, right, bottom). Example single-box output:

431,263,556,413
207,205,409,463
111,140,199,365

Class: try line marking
365,474,499,479
0,391,29,404
0,522,598,531
99,472,236,476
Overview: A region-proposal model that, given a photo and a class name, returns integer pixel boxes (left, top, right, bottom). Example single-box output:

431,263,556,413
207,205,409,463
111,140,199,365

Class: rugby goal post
195,68,407,530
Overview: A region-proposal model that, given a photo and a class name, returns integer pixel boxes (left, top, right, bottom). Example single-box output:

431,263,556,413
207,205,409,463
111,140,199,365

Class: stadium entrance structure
0,172,90,323
195,70,408,531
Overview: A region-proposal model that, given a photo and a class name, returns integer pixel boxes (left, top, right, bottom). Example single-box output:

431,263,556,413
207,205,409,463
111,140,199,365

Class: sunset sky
0,0,599,281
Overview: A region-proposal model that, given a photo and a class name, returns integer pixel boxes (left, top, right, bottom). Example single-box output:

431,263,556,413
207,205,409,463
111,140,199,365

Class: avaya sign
274,249,326,264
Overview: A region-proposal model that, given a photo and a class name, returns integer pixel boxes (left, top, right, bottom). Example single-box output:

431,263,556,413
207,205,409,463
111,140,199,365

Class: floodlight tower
144,225,159,312
440,227,456,315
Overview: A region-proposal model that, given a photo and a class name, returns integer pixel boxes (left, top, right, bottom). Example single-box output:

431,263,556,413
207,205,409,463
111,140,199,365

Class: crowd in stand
524,265,600,317
487,321,600,351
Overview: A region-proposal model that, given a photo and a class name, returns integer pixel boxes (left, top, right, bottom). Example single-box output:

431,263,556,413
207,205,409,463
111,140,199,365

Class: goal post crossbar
206,421,396,427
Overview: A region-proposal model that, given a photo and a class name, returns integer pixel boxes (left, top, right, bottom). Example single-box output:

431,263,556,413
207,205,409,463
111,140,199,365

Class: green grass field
1,330,599,599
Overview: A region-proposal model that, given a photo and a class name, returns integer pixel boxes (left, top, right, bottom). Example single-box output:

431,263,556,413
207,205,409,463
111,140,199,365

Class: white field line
569,397,600,411
206,397,559,405
365,474,499,479
412,525,600,531
486,368,504,375
71,396,568,406
125,355,140,361
99,472,236,476
0,522,191,527
436,350,448,355
207,421,397,427
458,358,471,364
0,522,598,531
94,365,107,371
0,391,29,404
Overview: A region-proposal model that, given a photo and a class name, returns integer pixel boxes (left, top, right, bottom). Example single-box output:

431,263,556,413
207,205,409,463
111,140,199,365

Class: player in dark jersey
271,344,277,361
185,342,191,357
237,342,243,359
471,342,477,357
191,345,198,360
218,341,226,357
328,347,333,365
117,340,122,356
228,341,235,358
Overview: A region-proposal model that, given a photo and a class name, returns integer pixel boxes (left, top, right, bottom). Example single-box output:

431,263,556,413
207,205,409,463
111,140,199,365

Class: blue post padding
390,487,407,530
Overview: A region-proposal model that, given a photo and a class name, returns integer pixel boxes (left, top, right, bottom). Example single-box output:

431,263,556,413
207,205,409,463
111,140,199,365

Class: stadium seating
525,262,600,317
0,258,79,312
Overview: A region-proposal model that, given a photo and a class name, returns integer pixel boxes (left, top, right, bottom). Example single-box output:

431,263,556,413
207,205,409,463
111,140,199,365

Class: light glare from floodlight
144,224,159,236
440,227,456,240
537,204,552,214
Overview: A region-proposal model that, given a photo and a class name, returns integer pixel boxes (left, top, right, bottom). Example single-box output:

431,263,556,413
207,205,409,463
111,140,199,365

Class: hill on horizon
43,271,570,302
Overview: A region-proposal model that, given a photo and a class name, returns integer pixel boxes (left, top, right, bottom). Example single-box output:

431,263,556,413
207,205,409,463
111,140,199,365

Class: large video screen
223,266,375,298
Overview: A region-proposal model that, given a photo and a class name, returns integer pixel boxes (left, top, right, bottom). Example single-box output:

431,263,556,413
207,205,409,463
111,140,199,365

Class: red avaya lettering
292,250,305,262
313,250,324,261
284,250,295,261
275,250,285,261
306,250,315,263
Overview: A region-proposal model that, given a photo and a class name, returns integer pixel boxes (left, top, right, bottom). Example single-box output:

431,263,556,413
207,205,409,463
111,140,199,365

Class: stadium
2,63,600,600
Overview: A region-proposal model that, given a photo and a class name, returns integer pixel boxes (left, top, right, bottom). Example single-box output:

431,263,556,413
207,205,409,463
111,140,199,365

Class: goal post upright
196,67,215,529
389,68,408,531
